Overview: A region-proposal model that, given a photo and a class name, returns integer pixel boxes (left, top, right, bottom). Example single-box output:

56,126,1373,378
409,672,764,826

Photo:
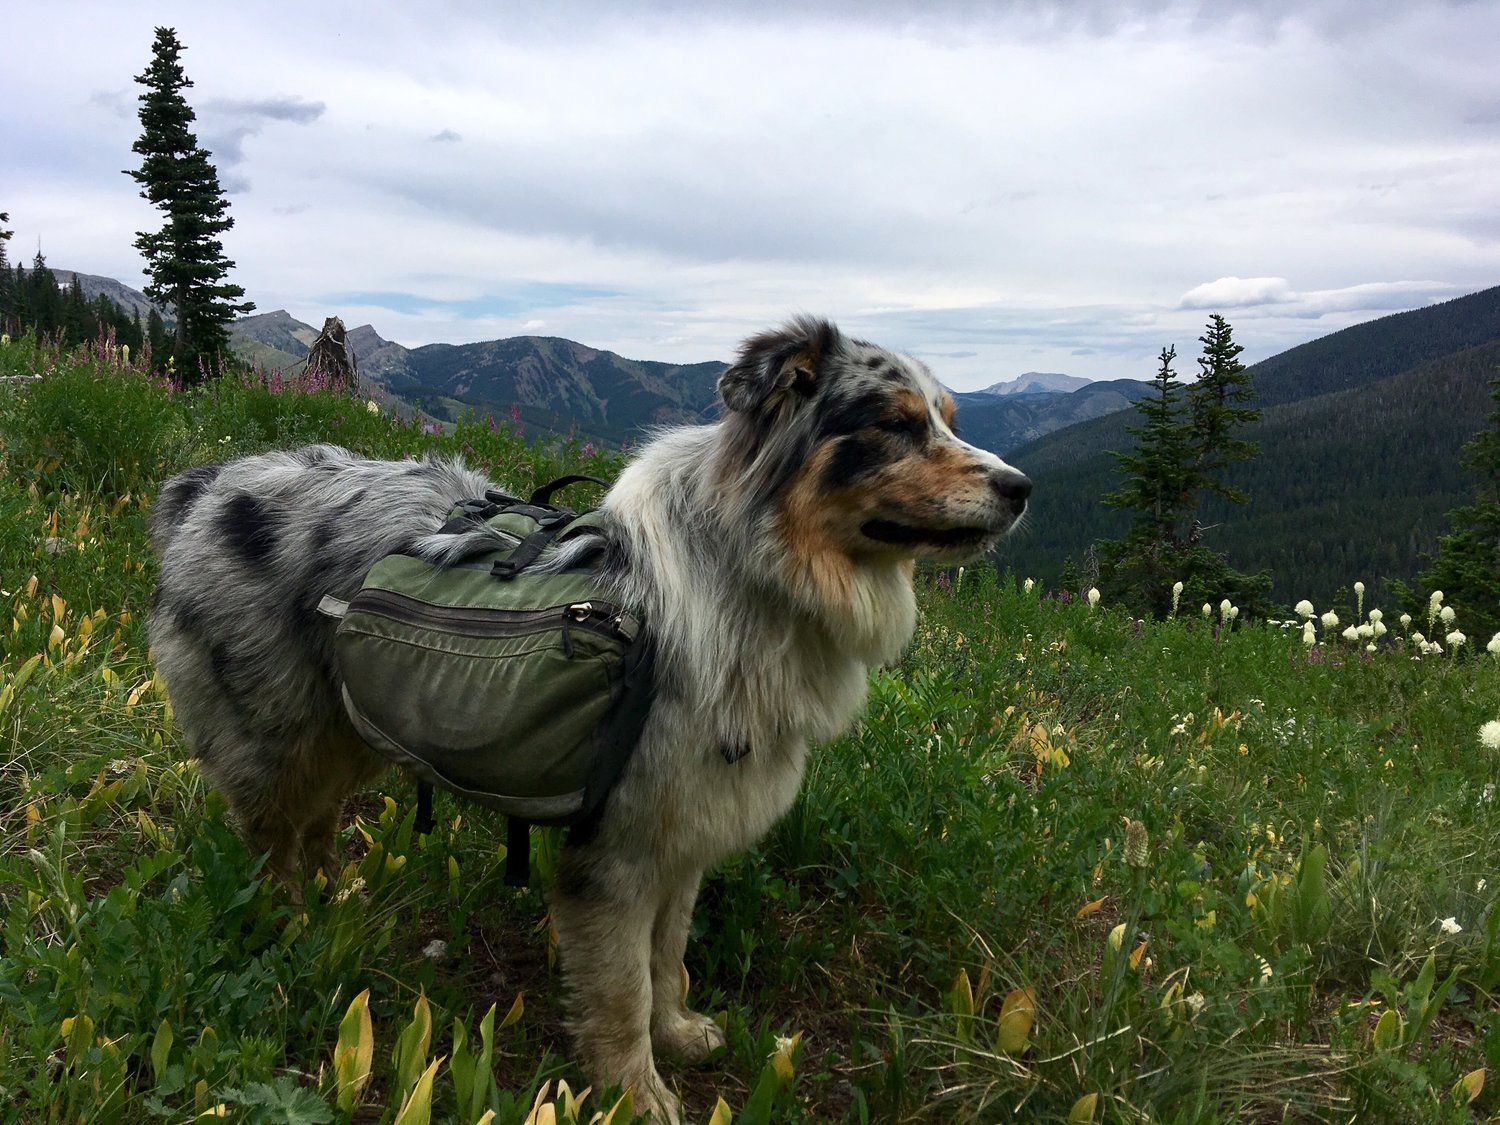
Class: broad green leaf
996,988,1037,1053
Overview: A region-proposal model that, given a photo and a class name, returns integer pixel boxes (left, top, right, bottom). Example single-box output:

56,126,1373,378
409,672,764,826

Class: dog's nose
991,469,1032,515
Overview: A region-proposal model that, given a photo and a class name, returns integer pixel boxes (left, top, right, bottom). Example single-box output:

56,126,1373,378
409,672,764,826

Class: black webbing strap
529,474,609,507
506,819,530,886
490,516,572,579
415,778,435,834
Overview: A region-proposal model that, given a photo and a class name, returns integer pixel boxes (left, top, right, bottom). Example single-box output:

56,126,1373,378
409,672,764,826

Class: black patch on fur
153,463,222,531
554,848,601,899
818,390,892,438
863,354,884,369
823,435,885,490
221,494,280,565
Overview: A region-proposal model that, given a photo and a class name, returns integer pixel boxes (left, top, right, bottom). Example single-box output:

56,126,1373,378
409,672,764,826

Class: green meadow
2,337,1499,1123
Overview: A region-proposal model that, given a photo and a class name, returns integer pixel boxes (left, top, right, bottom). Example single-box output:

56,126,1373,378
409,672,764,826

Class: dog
147,317,1030,1122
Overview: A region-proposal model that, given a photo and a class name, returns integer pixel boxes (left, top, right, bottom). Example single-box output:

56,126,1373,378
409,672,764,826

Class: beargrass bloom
1321,611,1339,630
1489,632,1500,654
1023,577,1035,594
1295,600,1314,619
1479,721,1500,750
1202,603,1213,618
1440,917,1463,935
1447,630,1467,648
367,399,380,413
1342,626,1359,643
1088,587,1100,608
1441,605,1457,626
1302,621,1317,647
1171,581,1183,615
1400,613,1412,629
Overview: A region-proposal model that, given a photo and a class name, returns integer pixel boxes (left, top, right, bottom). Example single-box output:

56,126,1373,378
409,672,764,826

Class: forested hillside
996,288,1500,607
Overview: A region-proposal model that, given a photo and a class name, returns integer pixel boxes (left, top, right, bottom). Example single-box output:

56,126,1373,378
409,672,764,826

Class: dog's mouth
860,518,997,550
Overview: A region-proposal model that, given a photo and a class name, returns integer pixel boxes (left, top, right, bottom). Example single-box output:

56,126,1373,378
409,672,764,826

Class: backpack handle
528,475,611,507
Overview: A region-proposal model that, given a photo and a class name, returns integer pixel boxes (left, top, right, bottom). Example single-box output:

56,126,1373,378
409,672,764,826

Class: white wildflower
1400,613,1412,629
1439,916,1463,935
1489,632,1500,654
1480,721,1500,751
1173,581,1184,595
1088,587,1100,608
1342,626,1359,643
1441,605,1457,626
1368,608,1383,624
1302,621,1317,647
1321,611,1339,630
1357,624,1374,640
1202,603,1213,618
1023,577,1035,594
366,399,380,413
1366,643,1377,654
1447,631,1467,649
1431,590,1445,604
1219,598,1232,623
1295,600,1314,619
1373,621,1387,638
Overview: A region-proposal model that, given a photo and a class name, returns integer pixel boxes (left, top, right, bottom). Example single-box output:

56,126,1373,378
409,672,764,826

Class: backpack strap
528,474,610,506
506,819,531,886
415,777,435,834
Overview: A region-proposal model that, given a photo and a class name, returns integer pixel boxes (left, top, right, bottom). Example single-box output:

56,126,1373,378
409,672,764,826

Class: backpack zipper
347,588,628,641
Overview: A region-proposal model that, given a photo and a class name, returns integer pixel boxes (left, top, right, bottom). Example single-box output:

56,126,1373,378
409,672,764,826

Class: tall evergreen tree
1419,374,1500,641
1096,323,1271,617
125,27,253,381
1188,313,1259,504
0,211,13,329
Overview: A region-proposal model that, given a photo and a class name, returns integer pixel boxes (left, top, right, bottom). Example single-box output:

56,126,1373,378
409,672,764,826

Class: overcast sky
7,1,1499,389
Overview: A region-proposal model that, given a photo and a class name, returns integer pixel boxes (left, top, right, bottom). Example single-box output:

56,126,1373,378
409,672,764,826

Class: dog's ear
719,317,842,415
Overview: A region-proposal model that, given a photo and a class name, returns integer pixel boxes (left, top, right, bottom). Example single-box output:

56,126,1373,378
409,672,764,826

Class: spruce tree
1420,375,1500,641
1096,323,1271,618
1189,313,1259,504
125,27,253,381
0,211,13,328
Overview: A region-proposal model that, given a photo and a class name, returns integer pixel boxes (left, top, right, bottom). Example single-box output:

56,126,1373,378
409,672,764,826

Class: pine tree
125,27,253,381
0,211,13,329
1096,324,1271,618
1419,374,1500,642
1188,314,1259,504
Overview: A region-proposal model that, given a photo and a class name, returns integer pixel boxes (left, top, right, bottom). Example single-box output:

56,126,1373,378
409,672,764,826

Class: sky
6,1,1500,390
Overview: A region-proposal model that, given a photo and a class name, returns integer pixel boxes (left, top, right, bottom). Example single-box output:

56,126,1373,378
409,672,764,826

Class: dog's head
715,317,1030,574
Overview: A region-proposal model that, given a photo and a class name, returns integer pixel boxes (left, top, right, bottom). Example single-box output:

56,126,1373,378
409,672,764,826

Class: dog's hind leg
649,871,727,1065
552,849,683,1124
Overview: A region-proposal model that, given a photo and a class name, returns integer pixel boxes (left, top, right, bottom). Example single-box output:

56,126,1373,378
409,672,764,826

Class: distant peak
979,372,1094,395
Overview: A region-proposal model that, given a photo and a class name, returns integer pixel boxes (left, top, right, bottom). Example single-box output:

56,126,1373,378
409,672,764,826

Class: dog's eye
877,414,925,438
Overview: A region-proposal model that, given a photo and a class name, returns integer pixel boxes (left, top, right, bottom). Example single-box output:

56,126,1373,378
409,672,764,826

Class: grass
1,335,1499,1122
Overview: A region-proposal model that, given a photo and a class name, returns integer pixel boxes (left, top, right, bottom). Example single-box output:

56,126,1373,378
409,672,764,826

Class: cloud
207,96,326,124
1179,277,1296,309
429,129,462,143
200,97,325,169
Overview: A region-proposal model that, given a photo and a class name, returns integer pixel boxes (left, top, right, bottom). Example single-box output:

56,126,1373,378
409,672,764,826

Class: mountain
977,371,1094,395
951,379,1154,454
994,285,1500,607
51,270,163,321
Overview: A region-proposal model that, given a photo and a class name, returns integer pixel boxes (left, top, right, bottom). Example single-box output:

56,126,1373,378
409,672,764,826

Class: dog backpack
321,476,654,885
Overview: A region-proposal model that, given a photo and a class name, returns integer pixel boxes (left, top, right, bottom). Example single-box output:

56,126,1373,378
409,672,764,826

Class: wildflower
1373,621,1387,638
1320,611,1339,630
1400,613,1412,629
1302,621,1317,647
366,399,380,413
1439,916,1463,935
1412,631,1426,645
1219,598,1233,623
0,333,8,345
120,344,130,363
1448,631,1467,649
1366,643,1377,654
1295,600,1314,619
1342,626,1359,643
1489,632,1500,654
1087,587,1100,608
1023,577,1035,594
1480,721,1500,750
956,566,966,594
1357,624,1374,640
1171,580,1183,615
1202,603,1212,618
1441,605,1457,626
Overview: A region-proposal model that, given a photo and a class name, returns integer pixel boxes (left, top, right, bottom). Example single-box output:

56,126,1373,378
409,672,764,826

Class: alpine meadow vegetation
3,337,1500,1123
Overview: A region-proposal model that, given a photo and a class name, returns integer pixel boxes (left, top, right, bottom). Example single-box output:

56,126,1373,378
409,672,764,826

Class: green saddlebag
325,477,653,880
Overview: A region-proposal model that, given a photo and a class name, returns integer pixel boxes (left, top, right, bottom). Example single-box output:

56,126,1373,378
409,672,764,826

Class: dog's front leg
552,849,681,1124
649,870,727,1065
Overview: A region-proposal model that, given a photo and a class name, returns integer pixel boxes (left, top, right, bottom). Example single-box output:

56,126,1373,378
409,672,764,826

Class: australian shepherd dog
148,317,1030,1121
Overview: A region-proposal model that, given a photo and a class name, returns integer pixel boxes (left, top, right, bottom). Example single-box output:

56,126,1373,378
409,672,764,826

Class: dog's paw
653,1010,727,1065
623,1068,682,1124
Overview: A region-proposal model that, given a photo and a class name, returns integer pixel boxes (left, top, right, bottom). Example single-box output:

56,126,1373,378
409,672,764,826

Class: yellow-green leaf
1372,1008,1401,1051
499,992,525,1030
333,988,374,1113
1075,896,1107,919
1453,1067,1485,1106
996,987,1037,1053
708,1096,733,1125
392,1056,443,1125
1068,1092,1098,1123
949,968,975,1018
